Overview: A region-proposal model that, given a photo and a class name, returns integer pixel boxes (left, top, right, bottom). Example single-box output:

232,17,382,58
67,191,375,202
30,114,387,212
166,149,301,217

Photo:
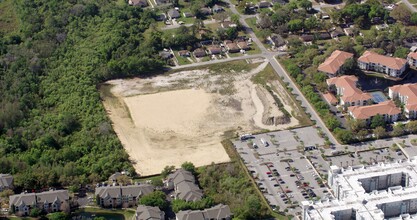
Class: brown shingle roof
326,75,372,103
358,51,407,70
390,83,417,111
318,50,354,75
348,101,401,120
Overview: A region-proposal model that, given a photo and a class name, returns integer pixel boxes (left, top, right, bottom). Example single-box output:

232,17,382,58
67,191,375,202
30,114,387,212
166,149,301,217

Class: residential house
178,50,191,57
95,184,154,208
168,9,180,19
326,75,373,108
176,204,232,220
0,174,13,192
318,50,354,76
268,34,285,47
155,13,166,21
129,0,148,7
199,7,212,16
237,41,250,51
183,12,194,18
330,28,345,39
207,46,222,55
318,32,331,40
343,28,354,37
166,169,203,202
348,100,401,123
193,48,206,58
389,83,417,119
258,1,272,8
136,205,165,220
226,42,240,53
272,0,287,4
299,35,314,43
109,172,124,183
212,4,224,13
159,51,173,60
155,0,170,5
408,52,417,67
9,190,69,216
358,51,408,77
221,21,237,29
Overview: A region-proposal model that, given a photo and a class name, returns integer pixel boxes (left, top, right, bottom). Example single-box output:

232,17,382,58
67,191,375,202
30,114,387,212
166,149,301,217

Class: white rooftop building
302,158,417,220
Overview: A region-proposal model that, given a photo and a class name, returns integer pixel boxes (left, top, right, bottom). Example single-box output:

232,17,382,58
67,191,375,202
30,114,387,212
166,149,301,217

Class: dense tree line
0,0,165,190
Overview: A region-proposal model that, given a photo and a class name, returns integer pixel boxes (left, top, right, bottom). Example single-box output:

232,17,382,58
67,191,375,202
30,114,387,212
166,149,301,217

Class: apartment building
358,51,408,77
166,169,203,202
302,159,417,220
326,75,372,108
408,52,417,67
389,83,417,119
95,184,154,208
9,190,69,216
318,50,354,76
348,100,401,123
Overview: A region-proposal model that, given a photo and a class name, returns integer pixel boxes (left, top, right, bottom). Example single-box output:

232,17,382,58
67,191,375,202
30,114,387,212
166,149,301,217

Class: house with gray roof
168,9,180,20
166,169,203,202
176,204,232,220
136,205,165,220
95,184,154,208
9,190,69,216
0,174,13,192
176,181,203,201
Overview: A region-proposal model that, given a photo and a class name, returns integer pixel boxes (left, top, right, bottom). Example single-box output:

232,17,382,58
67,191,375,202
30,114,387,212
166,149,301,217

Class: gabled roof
9,190,69,208
390,83,417,111
358,51,407,70
167,169,195,186
168,9,180,18
176,204,232,220
0,174,13,188
109,172,123,182
318,50,354,75
323,93,338,105
226,42,239,51
348,101,401,120
203,204,232,219
95,184,154,199
9,193,37,207
136,205,164,220
326,75,372,103
176,210,205,220
176,181,203,201
237,41,250,50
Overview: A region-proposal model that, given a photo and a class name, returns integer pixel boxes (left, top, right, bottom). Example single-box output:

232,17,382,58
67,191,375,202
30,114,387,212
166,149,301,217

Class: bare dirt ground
101,60,299,176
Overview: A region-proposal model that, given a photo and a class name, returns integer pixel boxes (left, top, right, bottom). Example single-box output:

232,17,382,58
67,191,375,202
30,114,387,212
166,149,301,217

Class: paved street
402,0,417,13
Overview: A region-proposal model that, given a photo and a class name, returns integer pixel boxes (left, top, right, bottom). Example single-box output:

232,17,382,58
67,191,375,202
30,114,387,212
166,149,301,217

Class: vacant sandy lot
101,60,299,176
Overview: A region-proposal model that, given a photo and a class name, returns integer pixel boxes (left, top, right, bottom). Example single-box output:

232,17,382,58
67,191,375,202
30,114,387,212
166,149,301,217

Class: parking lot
233,126,329,216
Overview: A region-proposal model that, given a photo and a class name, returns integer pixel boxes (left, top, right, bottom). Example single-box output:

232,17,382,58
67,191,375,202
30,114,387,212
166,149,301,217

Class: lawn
176,54,192,65
245,17,269,48
72,207,136,220
0,0,19,34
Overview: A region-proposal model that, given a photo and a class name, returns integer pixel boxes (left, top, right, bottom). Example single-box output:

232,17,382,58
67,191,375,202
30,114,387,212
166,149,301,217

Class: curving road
169,0,341,146
401,0,417,13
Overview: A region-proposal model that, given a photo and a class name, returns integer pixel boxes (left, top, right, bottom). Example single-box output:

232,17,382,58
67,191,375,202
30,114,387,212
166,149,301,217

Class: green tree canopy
138,191,169,210
370,114,386,129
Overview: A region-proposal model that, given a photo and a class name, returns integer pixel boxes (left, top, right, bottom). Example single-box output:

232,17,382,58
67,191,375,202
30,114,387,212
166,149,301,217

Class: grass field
0,0,19,33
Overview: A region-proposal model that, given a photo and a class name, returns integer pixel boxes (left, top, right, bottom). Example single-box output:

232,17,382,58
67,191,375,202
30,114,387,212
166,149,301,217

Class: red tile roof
408,52,417,60
323,93,338,105
358,51,407,70
348,101,401,120
318,50,354,75
390,83,417,111
326,75,372,103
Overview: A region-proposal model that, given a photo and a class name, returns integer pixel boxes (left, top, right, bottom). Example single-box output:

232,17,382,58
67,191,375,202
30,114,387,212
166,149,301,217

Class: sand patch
101,60,300,176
